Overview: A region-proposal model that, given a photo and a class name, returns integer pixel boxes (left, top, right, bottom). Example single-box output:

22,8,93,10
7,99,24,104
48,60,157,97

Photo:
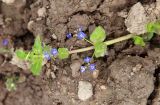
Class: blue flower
51,48,58,56
84,56,91,63
66,33,72,39
89,64,96,71
80,66,86,73
2,39,9,46
44,52,51,60
77,31,86,40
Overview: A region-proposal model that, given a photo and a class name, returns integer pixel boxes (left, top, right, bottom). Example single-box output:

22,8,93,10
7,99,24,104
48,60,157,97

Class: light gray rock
157,0,160,6
125,2,149,34
78,81,93,101
156,0,160,18
2,0,15,4
2,0,26,7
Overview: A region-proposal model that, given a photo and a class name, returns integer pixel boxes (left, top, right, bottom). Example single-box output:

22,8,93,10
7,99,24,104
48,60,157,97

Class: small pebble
92,69,99,79
78,81,93,101
52,33,57,39
37,7,46,17
132,64,142,72
130,72,134,76
100,85,107,90
70,60,81,77
27,20,34,31
53,65,58,71
51,72,56,79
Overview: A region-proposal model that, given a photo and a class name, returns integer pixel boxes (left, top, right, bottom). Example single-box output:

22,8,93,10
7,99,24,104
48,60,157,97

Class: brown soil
0,0,160,105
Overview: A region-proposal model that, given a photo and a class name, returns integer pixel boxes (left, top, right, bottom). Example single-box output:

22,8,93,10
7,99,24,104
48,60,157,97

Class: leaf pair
58,26,107,59
90,26,107,58
146,22,160,33
133,21,160,46
132,36,145,47
132,21,160,46
16,36,43,76
16,35,70,75
145,21,160,41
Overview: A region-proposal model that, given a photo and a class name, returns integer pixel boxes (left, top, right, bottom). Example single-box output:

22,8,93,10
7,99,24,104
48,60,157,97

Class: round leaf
133,36,145,47
146,22,155,33
90,26,106,43
146,22,160,34
30,56,43,76
94,42,107,58
16,50,27,60
58,48,69,59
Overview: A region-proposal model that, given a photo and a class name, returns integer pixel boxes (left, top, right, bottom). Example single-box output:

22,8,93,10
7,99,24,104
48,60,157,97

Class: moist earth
0,0,160,105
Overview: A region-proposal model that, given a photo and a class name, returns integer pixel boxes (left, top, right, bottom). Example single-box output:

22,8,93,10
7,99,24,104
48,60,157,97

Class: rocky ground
0,0,160,105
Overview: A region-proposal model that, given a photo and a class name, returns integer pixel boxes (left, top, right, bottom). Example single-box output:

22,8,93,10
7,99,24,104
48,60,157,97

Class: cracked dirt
1,0,160,105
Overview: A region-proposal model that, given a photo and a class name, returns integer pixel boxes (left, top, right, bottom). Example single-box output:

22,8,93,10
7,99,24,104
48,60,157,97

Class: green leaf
146,22,155,33
146,22,160,34
58,48,69,59
16,49,28,60
143,32,154,41
133,36,145,47
33,35,43,54
90,26,106,43
94,42,107,58
30,56,43,76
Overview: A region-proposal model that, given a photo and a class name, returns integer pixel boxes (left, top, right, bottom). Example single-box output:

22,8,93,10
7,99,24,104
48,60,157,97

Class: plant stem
69,34,135,54
84,38,93,45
